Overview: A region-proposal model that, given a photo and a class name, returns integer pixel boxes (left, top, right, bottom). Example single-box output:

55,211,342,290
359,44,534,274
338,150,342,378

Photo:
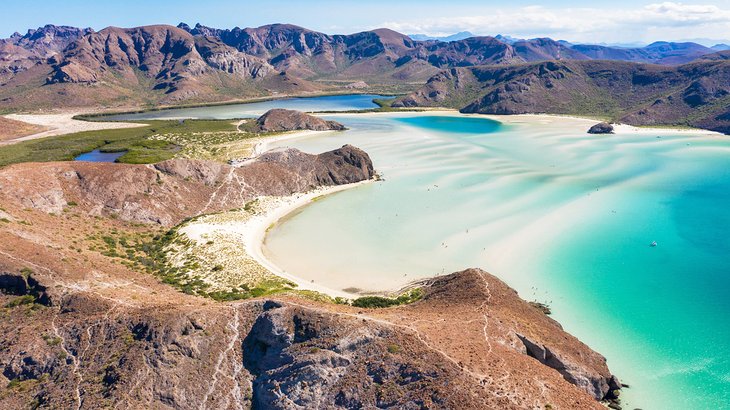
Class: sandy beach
178,181,373,299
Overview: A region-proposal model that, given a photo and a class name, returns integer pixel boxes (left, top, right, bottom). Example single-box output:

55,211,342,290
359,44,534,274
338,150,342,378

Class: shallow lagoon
102,94,390,121
263,112,730,410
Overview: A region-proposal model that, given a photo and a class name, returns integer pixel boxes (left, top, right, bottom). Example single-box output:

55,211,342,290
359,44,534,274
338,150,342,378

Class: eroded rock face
588,122,614,134
256,109,346,132
517,334,611,400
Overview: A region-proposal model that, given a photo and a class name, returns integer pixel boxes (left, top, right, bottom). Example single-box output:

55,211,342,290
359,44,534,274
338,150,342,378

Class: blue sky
3,0,730,44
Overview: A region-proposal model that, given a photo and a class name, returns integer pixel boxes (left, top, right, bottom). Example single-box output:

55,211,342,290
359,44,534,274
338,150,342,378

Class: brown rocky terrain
256,109,346,132
393,59,730,134
0,145,620,408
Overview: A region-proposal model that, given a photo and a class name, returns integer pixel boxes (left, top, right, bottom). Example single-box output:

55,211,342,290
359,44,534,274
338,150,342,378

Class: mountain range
1,23,728,111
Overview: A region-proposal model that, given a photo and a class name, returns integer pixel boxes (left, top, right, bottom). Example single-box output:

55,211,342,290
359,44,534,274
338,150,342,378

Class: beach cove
261,111,730,409
103,96,730,409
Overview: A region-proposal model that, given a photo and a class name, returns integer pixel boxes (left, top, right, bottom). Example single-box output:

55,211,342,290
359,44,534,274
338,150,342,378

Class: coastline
178,179,374,300
213,110,724,302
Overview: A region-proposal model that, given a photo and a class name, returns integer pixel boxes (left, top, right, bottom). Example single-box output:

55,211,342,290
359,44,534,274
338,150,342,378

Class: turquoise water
74,149,126,162
102,94,391,120
263,113,730,409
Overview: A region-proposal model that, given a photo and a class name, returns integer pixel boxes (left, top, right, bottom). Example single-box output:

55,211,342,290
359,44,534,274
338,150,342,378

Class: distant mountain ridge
408,31,475,42
393,59,730,134
0,23,726,110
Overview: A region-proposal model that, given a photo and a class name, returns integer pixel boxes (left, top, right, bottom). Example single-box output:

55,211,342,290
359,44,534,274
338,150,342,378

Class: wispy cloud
379,2,730,44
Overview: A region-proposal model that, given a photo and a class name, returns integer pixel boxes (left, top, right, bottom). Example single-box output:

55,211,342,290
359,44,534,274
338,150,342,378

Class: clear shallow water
101,94,391,121
74,149,126,162
264,112,730,409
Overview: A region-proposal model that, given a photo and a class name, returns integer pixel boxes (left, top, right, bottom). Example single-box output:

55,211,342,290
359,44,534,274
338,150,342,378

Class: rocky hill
0,145,373,225
0,23,722,111
393,59,730,134
0,148,620,408
256,108,346,132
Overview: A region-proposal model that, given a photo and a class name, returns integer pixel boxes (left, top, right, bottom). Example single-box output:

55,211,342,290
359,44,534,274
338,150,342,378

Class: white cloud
379,2,730,44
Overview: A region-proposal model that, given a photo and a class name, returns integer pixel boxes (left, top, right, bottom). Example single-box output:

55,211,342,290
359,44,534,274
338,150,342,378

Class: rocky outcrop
517,334,614,400
0,264,617,409
588,122,614,134
241,303,480,409
256,109,346,132
0,145,373,225
0,271,51,306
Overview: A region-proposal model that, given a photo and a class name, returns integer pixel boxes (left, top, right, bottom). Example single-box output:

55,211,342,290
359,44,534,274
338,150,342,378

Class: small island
256,108,347,132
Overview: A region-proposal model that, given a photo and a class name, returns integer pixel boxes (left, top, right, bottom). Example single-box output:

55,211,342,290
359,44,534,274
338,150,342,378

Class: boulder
587,122,614,134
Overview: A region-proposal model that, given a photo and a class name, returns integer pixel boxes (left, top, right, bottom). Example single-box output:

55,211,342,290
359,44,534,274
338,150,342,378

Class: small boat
650,241,657,247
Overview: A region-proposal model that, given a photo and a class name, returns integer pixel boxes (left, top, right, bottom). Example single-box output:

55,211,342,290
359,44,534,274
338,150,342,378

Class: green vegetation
351,288,423,308
90,220,298,302
42,334,62,346
387,343,401,354
4,295,36,308
0,119,244,168
5,377,40,393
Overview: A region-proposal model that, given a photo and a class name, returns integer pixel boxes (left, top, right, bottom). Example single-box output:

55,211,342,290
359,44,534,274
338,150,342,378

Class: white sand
1,113,146,145
484,113,722,135
178,126,373,298
180,181,372,299
250,130,321,156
